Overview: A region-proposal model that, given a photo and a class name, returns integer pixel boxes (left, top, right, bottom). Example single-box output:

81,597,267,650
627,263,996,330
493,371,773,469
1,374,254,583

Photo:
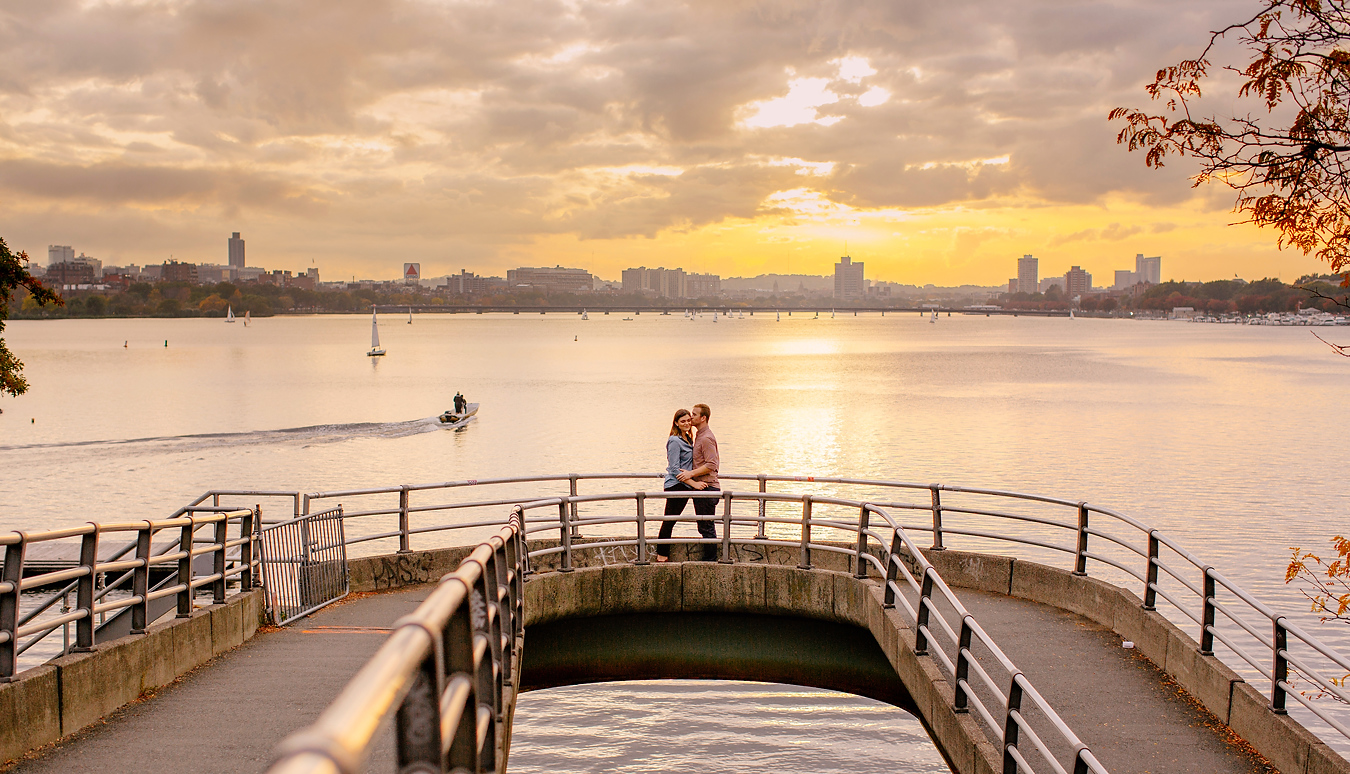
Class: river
1,311,1346,771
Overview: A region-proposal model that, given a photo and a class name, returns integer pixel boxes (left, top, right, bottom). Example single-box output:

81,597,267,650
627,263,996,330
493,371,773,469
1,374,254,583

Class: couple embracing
658,403,719,562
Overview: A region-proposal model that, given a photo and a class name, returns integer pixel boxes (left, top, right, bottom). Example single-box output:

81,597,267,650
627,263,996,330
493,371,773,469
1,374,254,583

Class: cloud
0,0,1253,276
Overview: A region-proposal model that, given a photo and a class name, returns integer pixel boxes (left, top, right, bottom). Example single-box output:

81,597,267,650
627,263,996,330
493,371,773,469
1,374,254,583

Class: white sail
225,306,235,323
244,310,250,326
372,311,381,349
408,306,413,324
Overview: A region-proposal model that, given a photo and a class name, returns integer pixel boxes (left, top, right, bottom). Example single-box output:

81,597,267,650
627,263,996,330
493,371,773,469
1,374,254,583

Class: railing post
756,475,768,539
492,541,513,682
929,485,945,551
398,486,411,554
854,505,871,579
797,496,813,570
558,501,574,573
953,615,973,712
1002,675,1024,774
445,590,479,773
1073,503,1089,576
1143,532,1159,610
1199,568,1216,655
883,531,902,609
177,518,195,618
396,644,444,772
634,493,649,565
720,492,734,564
1,536,27,681
569,474,581,538
239,509,255,590
131,521,153,634
915,568,935,655
74,527,98,651
212,515,228,604
1271,617,1289,714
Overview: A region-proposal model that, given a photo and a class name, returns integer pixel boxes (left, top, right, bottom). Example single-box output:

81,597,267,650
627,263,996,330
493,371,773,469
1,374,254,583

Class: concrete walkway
3,576,1277,774
2,587,434,774
956,588,1273,774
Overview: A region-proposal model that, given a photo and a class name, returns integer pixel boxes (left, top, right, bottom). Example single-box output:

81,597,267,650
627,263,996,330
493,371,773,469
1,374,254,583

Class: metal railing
260,507,349,626
264,472,1350,748
513,489,1107,774
268,513,525,774
1,507,259,680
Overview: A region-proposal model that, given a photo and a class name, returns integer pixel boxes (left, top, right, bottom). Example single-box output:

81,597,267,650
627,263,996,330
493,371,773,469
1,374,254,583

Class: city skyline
0,1,1332,287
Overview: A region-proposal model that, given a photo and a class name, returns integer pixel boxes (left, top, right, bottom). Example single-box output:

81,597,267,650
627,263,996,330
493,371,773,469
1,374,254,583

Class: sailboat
831,309,836,318
713,311,718,323
244,310,251,327
582,309,589,320
368,307,386,357
225,306,236,323
930,310,938,323
776,310,781,322
408,306,413,324
1069,309,1076,320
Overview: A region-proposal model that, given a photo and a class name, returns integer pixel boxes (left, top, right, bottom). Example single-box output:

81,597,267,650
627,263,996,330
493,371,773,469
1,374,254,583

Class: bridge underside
520,612,917,713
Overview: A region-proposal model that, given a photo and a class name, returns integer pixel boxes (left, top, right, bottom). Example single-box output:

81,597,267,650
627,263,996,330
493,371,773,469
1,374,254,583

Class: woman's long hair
669,408,692,441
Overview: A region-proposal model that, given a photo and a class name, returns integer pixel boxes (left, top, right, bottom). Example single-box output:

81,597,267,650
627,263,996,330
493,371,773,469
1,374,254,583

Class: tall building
1114,269,1137,290
1064,266,1092,296
621,267,693,298
228,232,246,268
1135,254,1161,285
48,245,74,266
1008,278,1019,294
506,266,593,293
161,260,198,284
1017,255,1038,295
685,272,720,298
834,256,864,299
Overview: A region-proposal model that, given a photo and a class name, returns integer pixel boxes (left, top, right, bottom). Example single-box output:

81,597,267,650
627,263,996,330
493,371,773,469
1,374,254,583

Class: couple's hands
675,469,706,489
676,469,692,482
689,480,708,490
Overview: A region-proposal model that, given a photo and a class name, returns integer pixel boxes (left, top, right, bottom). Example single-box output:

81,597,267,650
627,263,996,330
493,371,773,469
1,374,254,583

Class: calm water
2,312,1348,769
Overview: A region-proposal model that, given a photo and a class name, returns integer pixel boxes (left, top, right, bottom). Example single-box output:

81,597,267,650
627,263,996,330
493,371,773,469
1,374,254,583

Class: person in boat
454,392,466,413
656,408,698,562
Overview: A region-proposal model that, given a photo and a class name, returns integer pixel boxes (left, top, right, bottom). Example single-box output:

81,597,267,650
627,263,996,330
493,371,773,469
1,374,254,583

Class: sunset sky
0,0,1329,286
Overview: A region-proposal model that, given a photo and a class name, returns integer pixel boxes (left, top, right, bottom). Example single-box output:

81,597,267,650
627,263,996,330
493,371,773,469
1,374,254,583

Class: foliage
1111,1,1350,276
0,237,62,398
1286,536,1350,698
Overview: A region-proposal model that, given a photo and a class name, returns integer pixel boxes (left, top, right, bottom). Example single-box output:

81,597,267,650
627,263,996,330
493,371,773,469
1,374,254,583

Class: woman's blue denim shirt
665,434,693,488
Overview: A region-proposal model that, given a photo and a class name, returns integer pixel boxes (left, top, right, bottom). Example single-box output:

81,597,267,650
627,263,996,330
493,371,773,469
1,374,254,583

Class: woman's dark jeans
659,482,719,560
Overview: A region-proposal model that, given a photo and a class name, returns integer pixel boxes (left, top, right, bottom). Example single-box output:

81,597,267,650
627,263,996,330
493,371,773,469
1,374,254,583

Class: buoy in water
164,340,168,347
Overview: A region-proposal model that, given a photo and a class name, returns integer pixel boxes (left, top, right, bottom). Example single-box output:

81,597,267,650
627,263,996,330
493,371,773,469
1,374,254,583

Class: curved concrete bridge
3,476,1349,774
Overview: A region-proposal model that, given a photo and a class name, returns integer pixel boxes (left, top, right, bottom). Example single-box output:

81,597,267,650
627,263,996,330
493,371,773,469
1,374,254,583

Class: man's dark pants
660,483,719,561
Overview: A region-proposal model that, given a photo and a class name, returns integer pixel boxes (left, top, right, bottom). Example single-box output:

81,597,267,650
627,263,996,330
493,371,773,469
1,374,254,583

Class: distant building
833,256,864,299
1113,269,1137,290
48,245,74,266
442,270,487,294
1017,255,1038,295
236,266,265,283
291,268,320,291
1039,277,1062,294
685,272,720,298
1064,266,1092,297
46,261,96,286
506,266,593,294
228,233,246,268
622,267,689,298
1008,278,1019,294
161,260,198,284
1136,254,1161,285
197,264,230,284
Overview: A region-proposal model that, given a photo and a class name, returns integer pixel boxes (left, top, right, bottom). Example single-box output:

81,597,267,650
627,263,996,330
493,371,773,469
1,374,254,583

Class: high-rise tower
228,232,246,268
1017,255,1038,294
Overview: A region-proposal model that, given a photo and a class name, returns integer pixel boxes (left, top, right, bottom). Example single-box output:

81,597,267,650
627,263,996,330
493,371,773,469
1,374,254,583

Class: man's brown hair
693,403,711,421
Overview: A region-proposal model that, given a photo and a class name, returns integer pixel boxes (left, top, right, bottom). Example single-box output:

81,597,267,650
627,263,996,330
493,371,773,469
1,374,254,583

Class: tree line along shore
5,275,1346,320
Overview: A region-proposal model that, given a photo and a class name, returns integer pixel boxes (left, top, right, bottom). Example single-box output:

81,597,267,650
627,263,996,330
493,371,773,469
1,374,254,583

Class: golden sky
0,0,1328,286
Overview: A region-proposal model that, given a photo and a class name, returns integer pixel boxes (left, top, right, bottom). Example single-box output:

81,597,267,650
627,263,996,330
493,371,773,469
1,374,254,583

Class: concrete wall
0,589,264,767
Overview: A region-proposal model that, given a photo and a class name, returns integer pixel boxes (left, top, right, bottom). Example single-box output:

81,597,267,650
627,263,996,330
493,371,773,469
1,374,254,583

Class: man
677,403,719,561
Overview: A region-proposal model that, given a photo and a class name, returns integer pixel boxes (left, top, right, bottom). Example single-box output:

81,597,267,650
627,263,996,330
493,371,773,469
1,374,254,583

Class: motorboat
437,403,479,427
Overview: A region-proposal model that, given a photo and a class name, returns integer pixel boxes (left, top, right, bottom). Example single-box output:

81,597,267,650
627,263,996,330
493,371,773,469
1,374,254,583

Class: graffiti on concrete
368,553,436,589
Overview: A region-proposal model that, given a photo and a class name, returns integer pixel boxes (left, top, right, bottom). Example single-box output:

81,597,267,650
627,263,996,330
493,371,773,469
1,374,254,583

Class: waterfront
2,312,1348,771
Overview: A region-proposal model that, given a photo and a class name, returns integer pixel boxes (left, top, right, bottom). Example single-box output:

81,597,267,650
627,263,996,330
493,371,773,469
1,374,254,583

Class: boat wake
0,418,443,454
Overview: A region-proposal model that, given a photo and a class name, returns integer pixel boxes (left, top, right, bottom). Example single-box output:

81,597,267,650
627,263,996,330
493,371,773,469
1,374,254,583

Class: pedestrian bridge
2,474,1349,774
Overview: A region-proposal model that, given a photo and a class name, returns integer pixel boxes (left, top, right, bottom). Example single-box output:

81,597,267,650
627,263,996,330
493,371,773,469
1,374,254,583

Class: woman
657,408,705,561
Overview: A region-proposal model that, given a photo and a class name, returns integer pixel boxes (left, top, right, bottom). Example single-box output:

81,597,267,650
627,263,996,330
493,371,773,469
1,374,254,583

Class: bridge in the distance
1,475,1347,774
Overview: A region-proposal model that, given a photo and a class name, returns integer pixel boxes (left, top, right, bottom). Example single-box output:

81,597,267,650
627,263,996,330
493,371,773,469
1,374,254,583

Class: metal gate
259,506,348,625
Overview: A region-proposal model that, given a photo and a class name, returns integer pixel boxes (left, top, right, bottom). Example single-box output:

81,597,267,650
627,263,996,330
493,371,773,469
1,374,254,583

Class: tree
1111,1,1350,276
1,238,61,399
